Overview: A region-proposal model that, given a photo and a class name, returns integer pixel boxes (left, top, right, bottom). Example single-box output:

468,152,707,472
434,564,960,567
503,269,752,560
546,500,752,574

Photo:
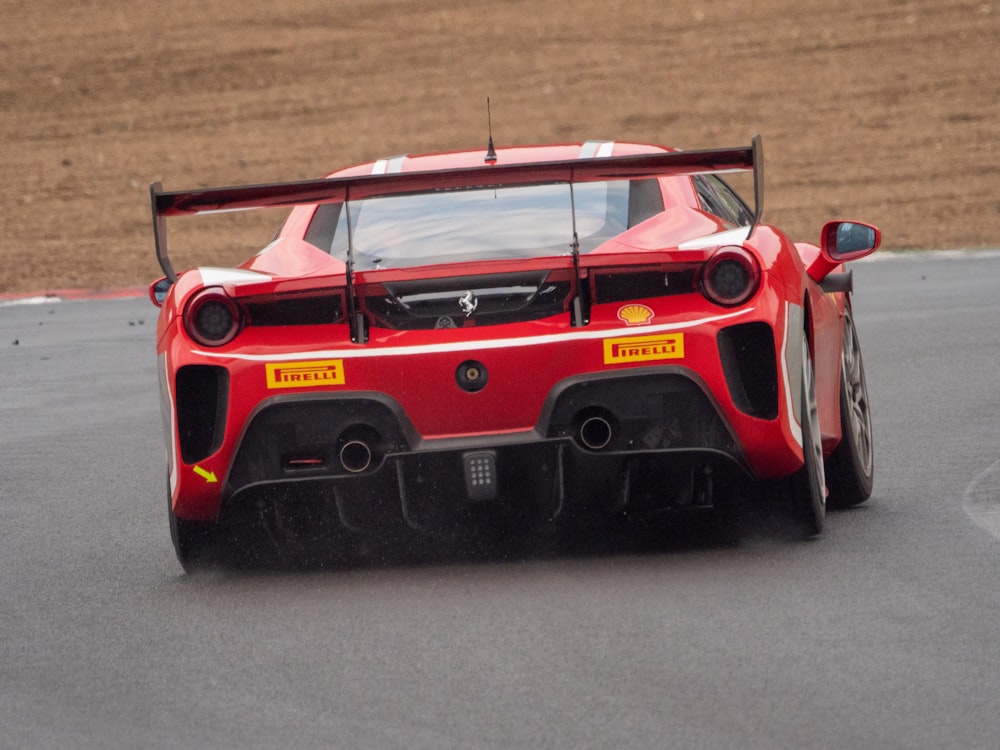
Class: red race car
149,136,879,571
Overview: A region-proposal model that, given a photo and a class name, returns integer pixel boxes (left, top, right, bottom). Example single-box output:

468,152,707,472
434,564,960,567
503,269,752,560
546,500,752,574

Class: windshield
303,180,644,270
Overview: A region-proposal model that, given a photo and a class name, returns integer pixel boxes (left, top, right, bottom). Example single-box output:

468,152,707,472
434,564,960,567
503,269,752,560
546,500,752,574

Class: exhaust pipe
574,409,616,451
339,440,373,473
337,425,382,473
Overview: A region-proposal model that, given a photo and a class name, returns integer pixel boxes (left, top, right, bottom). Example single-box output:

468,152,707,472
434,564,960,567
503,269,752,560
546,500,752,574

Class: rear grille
233,266,701,332
244,295,343,327
592,269,696,304
364,272,573,330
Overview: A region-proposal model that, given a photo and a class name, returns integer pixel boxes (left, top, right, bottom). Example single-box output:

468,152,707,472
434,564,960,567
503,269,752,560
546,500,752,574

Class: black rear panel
244,294,343,327
363,271,574,330
592,268,697,304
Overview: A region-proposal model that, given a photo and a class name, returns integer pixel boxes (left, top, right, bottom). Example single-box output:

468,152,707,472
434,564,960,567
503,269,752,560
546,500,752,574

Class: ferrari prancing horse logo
459,290,478,317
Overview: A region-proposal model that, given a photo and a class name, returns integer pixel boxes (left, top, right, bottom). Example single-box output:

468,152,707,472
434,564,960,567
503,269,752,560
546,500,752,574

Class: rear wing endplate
151,135,762,282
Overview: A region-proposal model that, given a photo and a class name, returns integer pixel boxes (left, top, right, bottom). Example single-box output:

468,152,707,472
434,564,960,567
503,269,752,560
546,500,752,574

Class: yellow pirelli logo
604,333,685,364
265,359,345,389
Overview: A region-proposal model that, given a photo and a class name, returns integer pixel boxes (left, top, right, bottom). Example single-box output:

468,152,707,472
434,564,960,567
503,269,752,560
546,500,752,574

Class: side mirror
821,221,881,261
808,220,881,283
149,277,172,308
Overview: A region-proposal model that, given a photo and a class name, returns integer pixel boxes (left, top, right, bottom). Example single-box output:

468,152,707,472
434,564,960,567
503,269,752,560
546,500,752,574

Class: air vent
364,272,573,329
244,295,344,327
593,269,696,304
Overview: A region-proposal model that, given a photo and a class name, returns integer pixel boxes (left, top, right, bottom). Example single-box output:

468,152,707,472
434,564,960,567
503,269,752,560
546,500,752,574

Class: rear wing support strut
750,134,764,237
342,186,366,344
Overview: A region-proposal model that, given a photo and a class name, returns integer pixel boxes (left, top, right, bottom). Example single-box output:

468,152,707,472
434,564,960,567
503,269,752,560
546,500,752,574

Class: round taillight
183,288,242,346
701,246,761,306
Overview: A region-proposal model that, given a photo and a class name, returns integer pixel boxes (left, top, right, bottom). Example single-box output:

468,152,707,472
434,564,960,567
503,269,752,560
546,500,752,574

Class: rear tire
825,308,874,508
169,496,217,573
787,329,826,537
712,488,746,546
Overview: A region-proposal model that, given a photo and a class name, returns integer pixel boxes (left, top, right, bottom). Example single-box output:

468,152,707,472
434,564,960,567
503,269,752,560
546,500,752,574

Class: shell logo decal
617,304,654,326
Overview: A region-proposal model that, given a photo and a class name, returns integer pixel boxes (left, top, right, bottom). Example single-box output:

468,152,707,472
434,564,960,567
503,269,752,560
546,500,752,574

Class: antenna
484,97,497,164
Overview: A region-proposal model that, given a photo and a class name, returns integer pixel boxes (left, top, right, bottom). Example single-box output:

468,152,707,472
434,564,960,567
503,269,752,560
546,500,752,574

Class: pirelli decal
604,333,684,364
266,359,345,389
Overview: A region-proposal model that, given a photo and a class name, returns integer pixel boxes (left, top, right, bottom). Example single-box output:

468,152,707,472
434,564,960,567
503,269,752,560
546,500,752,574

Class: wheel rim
842,313,874,476
801,333,826,513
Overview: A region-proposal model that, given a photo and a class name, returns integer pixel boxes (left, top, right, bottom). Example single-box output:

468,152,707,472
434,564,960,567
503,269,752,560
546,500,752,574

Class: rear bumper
218,368,753,532
161,300,807,522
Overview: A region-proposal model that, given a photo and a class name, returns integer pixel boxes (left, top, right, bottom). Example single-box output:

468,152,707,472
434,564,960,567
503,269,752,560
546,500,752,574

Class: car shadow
202,498,821,576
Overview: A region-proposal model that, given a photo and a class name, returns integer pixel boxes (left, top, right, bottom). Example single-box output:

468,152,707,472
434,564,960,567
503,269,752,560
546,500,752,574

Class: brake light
701,246,761,306
183,288,242,346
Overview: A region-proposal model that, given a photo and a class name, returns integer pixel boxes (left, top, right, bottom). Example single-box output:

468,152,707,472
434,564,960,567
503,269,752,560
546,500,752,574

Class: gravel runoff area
1,0,997,293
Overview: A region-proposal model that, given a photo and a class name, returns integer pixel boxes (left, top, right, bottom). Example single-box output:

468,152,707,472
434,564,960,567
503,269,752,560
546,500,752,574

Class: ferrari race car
149,136,879,571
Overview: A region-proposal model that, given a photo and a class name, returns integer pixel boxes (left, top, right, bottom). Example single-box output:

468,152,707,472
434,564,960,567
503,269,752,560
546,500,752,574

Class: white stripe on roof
579,141,616,158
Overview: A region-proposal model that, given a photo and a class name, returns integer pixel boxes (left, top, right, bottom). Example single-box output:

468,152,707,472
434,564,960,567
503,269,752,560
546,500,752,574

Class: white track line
964,457,1000,541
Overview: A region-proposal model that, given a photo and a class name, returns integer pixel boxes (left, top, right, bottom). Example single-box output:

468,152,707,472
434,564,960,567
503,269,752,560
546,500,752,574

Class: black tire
825,308,874,508
169,495,218,573
787,329,826,537
712,488,746,546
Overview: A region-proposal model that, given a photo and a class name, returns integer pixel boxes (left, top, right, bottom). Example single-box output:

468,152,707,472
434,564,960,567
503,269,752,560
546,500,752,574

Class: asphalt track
2,251,1000,749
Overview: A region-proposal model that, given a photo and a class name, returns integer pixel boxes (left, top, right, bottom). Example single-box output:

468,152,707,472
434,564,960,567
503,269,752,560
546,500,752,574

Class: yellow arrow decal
193,465,218,483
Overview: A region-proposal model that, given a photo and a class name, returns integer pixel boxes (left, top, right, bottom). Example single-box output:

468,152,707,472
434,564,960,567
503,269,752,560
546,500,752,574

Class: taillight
701,246,761,306
183,288,242,346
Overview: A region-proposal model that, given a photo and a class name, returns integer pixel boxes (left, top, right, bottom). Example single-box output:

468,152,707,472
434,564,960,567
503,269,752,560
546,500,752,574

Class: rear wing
150,136,763,282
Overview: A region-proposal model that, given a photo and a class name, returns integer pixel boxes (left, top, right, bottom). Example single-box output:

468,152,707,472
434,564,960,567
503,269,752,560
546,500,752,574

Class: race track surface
2,251,1000,748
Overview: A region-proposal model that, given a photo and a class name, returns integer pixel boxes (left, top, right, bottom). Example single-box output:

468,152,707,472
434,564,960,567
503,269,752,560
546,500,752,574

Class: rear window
304,180,662,270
